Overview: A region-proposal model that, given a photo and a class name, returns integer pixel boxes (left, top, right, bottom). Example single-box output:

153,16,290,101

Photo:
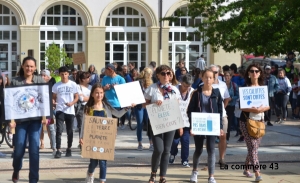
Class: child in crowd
80,83,133,183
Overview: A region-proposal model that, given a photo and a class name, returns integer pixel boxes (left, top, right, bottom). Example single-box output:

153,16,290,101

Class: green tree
45,43,72,73
164,0,300,56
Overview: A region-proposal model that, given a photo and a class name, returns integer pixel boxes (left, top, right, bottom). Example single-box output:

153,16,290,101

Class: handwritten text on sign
146,99,184,135
81,115,117,161
239,86,269,109
191,113,220,136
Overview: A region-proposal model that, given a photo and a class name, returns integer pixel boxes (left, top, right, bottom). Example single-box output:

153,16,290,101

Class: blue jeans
13,120,42,183
135,107,150,142
88,159,107,181
170,127,190,163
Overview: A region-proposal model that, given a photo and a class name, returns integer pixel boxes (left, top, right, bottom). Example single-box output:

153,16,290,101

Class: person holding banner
144,65,181,183
169,74,194,167
10,56,46,183
80,83,132,183
187,69,223,183
240,63,270,182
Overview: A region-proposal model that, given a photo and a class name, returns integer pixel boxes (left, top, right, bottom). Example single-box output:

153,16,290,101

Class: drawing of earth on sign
13,89,43,113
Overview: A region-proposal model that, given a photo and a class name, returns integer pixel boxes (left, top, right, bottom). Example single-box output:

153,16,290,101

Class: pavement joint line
266,128,300,137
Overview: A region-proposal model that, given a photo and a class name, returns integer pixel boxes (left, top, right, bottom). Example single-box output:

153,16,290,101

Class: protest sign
2,83,53,122
239,86,269,109
81,115,117,160
191,113,220,136
72,52,86,65
146,99,184,135
114,81,145,108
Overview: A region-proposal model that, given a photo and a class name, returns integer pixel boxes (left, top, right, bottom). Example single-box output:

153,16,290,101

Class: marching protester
0,74,9,158
187,69,224,183
88,64,99,86
144,65,181,183
178,67,188,83
264,65,279,126
52,66,79,158
275,68,292,123
175,60,186,80
80,83,133,183
194,54,206,70
192,68,202,89
169,74,194,167
136,67,153,151
239,63,269,182
75,72,92,137
69,68,78,82
170,69,179,86
40,69,56,154
10,56,46,183
101,64,126,128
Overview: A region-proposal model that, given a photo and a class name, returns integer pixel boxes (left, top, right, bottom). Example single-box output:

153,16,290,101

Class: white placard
191,112,220,136
239,86,269,109
146,99,184,135
4,84,51,120
114,81,146,108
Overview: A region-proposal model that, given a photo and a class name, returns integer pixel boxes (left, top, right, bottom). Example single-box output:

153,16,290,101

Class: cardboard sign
72,52,86,65
191,113,220,136
146,99,184,135
81,115,117,161
114,81,146,108
2,83,53,122
239,86,269,109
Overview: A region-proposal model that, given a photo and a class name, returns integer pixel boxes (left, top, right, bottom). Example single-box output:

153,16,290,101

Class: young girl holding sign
80,83,133,183
187,69,224,183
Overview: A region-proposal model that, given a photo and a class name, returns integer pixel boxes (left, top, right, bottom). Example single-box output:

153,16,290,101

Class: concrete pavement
0,116,300,182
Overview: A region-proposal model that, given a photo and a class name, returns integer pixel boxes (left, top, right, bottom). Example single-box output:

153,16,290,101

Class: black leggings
225,105,235,141
275,93,289,119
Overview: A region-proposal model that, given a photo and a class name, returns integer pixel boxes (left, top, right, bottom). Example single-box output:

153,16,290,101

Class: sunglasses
213,71,218,74
249,70,260,73
160,72,171,76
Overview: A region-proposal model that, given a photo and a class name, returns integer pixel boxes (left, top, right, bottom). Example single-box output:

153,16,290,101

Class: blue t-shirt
101,75,125,107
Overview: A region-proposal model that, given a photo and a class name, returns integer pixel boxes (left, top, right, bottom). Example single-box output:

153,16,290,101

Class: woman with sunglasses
239,63,270,182
144,65,181,183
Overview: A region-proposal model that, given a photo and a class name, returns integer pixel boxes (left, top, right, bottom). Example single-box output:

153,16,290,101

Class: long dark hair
84,83,112,114
78,71,90,84
17,56,37,77
244,63,264,86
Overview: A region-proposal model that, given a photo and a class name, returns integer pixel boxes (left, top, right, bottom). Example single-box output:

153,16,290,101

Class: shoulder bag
243,113,265,138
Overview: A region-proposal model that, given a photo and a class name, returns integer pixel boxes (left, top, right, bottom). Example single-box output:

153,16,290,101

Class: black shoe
65,148,72,157
219,159,226,168
12,171,19,183
267,121,273,126
54,150,62,158
237,136,244,142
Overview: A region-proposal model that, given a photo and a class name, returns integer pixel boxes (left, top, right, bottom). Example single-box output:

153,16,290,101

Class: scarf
158,82,176,100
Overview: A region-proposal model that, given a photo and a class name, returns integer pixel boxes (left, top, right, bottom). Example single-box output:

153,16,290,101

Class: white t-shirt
144,83,181,103
52,80,78,115
77,84,92,105
176,85,194,127
212,80,230,117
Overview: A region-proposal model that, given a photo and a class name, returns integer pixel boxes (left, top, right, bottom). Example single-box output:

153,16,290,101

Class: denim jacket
266,75,279,97
227,81,239,106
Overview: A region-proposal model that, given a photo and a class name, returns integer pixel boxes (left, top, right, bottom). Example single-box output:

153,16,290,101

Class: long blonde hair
138,67,153,88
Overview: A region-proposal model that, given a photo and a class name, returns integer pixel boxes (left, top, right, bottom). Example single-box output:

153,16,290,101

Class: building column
148,27,159,66
85,26,106,71
19,25,40,70
161,27,170,66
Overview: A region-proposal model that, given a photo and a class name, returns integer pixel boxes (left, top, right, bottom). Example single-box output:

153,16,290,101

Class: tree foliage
45,43,72,73
164,0,300,56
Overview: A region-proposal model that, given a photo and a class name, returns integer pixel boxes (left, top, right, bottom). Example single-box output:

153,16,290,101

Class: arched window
0,4,19,77
105,7,147,70
40,5,85,70
169,6,207,72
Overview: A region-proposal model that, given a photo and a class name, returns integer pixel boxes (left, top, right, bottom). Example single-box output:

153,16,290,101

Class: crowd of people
0,53,297,183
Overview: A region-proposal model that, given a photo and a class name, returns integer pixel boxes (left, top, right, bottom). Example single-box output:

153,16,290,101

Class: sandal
243,170,253,178
148,172,156,183
159,178,167,183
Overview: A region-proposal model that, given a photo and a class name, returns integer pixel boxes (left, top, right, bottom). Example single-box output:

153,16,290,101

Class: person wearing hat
264,65,279,126
88,64,99,86
101,64,126,127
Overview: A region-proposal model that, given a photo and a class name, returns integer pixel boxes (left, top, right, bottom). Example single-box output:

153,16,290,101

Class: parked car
239,57,286,70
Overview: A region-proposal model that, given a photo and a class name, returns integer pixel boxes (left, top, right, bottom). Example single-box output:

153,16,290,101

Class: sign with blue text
239,86,269,109
146,99,184,135
191,113,220,136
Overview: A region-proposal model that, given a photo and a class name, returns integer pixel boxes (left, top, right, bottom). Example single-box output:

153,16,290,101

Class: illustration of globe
18,94,35,111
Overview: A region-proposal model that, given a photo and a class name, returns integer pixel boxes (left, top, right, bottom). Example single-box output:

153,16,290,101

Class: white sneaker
190,171,198,183
182,161,190,168
208,177,217,183
149,144,154,151
85,172,94,183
